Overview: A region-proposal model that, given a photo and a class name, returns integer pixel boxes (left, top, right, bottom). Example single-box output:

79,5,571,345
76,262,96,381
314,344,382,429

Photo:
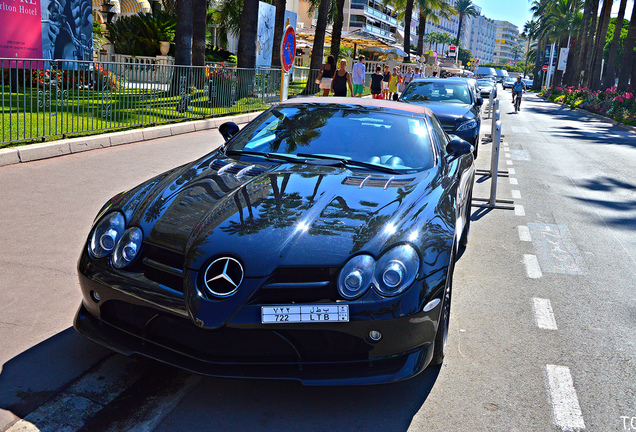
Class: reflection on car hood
121,152,453,277
404,102,473,123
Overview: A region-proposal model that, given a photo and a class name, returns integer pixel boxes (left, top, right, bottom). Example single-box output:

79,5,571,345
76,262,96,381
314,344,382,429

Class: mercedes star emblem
203,257,244,297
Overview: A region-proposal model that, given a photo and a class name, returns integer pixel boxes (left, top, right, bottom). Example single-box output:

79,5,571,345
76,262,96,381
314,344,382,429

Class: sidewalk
0,112,262,168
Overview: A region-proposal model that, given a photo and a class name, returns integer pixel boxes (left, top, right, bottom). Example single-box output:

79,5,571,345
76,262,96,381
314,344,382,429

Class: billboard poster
0,0,91,62
256,1,275,68
557,47,569,71
0,0,43,59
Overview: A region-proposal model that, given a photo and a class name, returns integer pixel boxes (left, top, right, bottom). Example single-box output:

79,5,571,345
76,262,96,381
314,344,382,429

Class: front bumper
75,258,446,386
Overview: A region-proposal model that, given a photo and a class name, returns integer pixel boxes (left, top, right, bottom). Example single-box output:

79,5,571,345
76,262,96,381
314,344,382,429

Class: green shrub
106,12,176,57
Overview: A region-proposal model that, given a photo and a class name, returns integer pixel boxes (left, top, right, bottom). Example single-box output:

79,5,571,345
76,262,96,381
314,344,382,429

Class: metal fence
0,58,299,146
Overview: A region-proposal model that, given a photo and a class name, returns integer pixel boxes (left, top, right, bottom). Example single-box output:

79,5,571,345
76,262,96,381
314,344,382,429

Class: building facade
493,20,520,64
460,12,496,64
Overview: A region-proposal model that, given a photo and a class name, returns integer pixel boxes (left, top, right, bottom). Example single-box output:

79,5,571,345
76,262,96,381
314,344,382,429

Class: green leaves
105,12,176,57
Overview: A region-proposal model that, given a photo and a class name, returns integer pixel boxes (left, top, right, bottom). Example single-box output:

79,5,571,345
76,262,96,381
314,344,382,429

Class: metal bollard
491,99,499,138
489,120,502,206
488,90,494,118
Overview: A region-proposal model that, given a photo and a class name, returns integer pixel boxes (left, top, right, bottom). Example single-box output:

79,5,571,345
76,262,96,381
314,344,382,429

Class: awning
296,28,396,50
92,0,151,15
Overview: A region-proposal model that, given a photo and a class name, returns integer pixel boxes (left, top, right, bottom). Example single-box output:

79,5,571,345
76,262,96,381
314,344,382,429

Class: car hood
405,102,474,125
123,152,449,278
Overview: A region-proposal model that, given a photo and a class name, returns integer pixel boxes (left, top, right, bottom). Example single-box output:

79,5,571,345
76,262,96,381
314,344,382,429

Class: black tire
430,257,454,366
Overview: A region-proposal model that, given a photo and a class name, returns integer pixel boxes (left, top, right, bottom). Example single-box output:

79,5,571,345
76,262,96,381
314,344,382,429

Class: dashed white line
532,298,558,330
508,168,516,175
518,225,532,241
511,189,521,199
545,365,586,431
523,254,542,278
515,204,525,216
507,160,513,166
510,177,518,185
505,152,512,159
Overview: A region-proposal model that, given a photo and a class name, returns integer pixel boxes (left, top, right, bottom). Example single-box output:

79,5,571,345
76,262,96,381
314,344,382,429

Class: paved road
1,93,635,432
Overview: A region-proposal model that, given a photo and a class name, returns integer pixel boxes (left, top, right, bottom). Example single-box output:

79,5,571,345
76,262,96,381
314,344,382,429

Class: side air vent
342,176,415,189
210,160,268,177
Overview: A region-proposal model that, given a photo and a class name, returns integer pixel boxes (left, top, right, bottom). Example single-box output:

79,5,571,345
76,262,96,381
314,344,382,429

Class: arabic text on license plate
261,305,349,324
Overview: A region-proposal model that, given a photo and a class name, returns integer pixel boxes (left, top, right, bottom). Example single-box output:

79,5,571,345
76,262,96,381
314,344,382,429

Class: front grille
139,243,185,293
250,266,341,304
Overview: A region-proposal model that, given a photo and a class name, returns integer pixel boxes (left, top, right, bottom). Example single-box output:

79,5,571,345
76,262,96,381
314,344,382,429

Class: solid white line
508,168,516,175
532,298,558,330
515,204,525,216
518,225,532,241
507,160,514,165
511,189,521,199
510,177,518,185
523,254,542,278
545,365,586,431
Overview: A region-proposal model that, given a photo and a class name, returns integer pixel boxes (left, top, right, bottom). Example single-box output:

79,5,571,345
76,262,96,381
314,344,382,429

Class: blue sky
475,0,635,33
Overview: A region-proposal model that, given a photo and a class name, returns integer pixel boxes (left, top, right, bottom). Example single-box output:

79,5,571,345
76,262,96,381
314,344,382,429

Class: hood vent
210,160,268,177
342,176,415,189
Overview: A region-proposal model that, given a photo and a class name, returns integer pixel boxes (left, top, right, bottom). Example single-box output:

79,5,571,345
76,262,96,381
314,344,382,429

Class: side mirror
446,138,473,158
219,122,240,142
476,97,483,106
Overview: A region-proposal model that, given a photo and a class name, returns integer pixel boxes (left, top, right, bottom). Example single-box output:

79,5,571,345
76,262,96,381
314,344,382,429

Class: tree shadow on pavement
568,176,636,230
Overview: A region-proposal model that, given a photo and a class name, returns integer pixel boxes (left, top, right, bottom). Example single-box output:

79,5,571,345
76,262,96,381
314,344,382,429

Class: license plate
261,305,349,324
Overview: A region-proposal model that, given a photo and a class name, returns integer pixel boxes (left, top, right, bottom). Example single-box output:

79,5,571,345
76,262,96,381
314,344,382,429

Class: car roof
279,96,434,116
411,78,471,85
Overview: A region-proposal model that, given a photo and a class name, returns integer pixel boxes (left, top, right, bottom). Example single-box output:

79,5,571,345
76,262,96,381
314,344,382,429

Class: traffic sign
449,45,456,52
280,25,296,73
542,65,548,72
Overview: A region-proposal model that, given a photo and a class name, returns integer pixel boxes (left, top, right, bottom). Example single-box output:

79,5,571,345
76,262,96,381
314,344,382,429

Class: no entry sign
542,65,549,72
281,25,296,73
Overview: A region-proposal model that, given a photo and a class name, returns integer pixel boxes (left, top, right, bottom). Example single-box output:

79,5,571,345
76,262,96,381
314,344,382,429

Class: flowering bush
540,85,636,126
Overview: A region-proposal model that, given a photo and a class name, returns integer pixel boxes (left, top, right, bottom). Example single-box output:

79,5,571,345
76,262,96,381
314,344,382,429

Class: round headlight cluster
337,244,420,299
88,212,143,268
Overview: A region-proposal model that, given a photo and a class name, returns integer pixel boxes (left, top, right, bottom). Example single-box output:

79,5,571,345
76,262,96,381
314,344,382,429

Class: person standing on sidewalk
352,56,366,97
332,59,353,97
370,66,383,99
318,55,336,97
382,65,391,100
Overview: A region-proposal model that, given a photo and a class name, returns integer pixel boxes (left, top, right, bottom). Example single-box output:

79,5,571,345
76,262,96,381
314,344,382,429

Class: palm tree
603,0,628,89
302,0,331,94
271,0,287,67
237,0,259,68
415,0,455,56
588,0,613,89
522,19,539,78
192,0,206,66
383,0,415,61
453,0,478,47
174,0,193,66
511,43,524,64
617,5,636,91
440,32,453,57
330,0,347,60
564,0,599,87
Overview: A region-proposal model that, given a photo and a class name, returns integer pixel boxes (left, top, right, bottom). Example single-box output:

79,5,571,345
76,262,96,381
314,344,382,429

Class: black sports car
74,98,475,386
400,78,482,158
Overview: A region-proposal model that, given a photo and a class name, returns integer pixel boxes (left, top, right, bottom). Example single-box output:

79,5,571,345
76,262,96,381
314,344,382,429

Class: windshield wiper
296,153,400,174
225,149,304,163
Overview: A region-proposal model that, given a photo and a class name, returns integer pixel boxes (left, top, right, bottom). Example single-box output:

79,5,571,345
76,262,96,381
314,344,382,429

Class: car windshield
505,78,514,83
477,79,493,86
401,82,473,105
225,104,436,172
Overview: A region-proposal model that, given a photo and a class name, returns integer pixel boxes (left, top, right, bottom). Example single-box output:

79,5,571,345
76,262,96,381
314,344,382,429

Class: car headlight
338,255,375,299
112,227,143,269
88,212,126,258
457,119,478,132
374,244,420,297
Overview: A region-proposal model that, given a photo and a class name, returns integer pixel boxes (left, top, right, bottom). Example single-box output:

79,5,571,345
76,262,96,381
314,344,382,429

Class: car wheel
430,257,453,366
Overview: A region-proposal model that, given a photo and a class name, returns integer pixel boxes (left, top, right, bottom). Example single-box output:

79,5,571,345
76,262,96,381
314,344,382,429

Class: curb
535,94,636,135
0,111,263,168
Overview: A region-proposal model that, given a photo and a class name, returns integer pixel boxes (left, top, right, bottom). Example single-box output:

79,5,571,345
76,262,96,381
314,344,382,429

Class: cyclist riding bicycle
512,76,527,110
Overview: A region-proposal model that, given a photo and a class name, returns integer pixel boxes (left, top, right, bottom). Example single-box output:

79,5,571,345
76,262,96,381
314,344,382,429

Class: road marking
515,204,525,216
510,177,518,185
511,189,521,199
505,152,512,159
518,225,532,241
511,126,531,134
508,168,516,175
528,223,588,275
523,254,542,278
507,160,513,165
532,298,558,330
545,365,586,431
510,149,531,161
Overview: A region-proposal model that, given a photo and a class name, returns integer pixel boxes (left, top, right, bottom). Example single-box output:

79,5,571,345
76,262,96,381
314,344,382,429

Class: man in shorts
352,55,365,97
512,76,526,109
